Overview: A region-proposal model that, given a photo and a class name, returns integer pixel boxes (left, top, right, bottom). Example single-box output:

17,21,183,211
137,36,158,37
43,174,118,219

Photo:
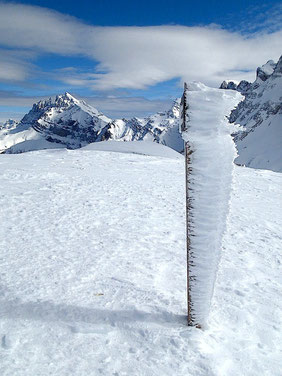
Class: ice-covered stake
180,82,243,326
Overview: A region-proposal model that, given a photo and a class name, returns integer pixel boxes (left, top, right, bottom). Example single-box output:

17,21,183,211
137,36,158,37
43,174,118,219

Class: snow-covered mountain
1,57,280,167
0,94,183,153
0,119,19,130
220,57,282,172
28,93,112,146
102,99,183,152
0,93,112,153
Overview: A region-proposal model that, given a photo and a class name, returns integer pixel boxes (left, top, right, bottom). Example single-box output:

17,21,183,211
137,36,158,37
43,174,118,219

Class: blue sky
0,0,281,121
12,0,282,28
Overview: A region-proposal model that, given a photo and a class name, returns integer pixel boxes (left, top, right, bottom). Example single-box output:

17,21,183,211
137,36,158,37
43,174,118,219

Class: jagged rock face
226,56,282,172
219,80,251,95
229,58,281,136
220,80,238,91
256,60,276,82
236,80,252,94
103,99,183,152
19,93,112,148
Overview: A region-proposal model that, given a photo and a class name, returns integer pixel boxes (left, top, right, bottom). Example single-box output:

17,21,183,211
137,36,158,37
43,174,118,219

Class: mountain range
1,56,281,172
0,94,183,154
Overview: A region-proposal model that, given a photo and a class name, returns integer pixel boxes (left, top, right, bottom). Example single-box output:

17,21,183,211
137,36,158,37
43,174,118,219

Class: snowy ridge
181,83,243,325
82,140,183,159
104,99,183,152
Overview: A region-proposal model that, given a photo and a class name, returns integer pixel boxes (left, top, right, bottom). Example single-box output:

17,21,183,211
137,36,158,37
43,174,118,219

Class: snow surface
181,82,243,325
83,140,182,159
0,144,281,376
0,127,66,154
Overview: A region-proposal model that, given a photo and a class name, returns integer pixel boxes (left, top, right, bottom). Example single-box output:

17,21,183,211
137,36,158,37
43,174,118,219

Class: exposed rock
225,56,282,172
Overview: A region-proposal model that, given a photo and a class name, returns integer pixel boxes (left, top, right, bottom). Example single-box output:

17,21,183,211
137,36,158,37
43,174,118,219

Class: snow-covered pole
180,83,193,326
180,81,242,328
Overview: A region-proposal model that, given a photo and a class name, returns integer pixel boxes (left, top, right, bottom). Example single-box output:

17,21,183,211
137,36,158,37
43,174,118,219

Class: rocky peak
30,92,81,114
219,80,251,95
167,98,180,118
272,55,282,77
220,81,238,90
219,59,279,96
236,80,252,94
54,92,80,107
256,60,276,82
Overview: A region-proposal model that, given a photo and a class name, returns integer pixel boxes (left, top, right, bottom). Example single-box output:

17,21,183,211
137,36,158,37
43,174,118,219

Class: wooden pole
185,142,193,326
181,83,193,326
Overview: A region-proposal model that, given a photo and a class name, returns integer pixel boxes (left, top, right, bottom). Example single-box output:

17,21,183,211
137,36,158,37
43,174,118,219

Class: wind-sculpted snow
181,82,242,325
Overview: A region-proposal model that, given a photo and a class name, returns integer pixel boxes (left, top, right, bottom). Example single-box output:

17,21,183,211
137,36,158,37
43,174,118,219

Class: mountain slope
223,57,282,172
103,99,183,152
0,119,19,131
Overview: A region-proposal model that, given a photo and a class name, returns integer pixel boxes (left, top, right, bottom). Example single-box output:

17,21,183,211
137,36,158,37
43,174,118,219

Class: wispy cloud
0,89,172,119
236,3,282,34
0,48,37,82
84,95,173,118
0,2,281,91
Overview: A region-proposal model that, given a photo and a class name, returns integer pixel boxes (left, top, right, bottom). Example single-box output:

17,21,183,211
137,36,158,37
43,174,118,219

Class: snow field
0,146,198,375
0,144,281,375
205,167,282,376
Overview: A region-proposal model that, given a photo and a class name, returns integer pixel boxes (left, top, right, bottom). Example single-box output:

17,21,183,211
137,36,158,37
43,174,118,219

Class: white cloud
0,49,36,82
84,96,173,118
0,2,281,90
0,3,88,54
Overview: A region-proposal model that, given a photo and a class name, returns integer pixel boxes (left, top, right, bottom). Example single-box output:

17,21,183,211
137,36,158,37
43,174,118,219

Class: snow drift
181,82,243,325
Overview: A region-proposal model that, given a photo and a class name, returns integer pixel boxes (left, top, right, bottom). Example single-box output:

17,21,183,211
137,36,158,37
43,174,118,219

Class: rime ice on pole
181,82,242,326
